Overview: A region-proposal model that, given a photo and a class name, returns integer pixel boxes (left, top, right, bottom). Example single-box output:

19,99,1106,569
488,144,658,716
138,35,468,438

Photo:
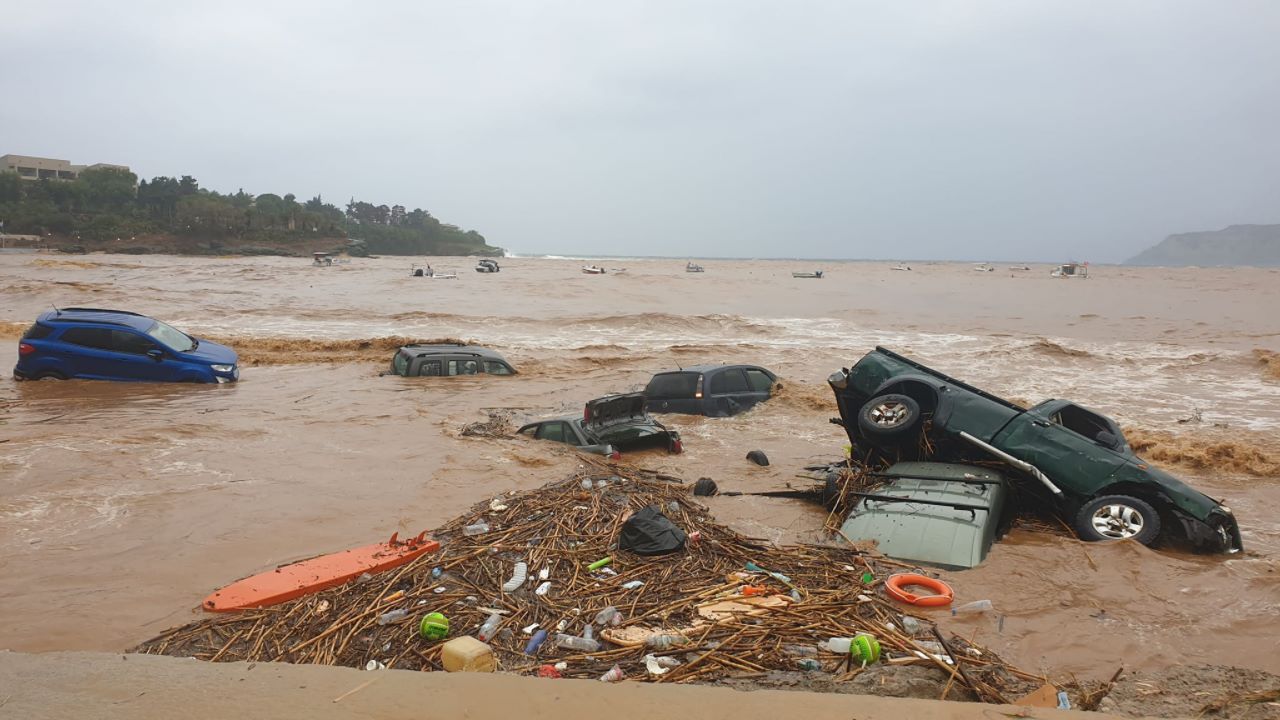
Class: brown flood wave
769,379,837,412
1256,348,1280,380
202,335,473,366
1126,428,1280,476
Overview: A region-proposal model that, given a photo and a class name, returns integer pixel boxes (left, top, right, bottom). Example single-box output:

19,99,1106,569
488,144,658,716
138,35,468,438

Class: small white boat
892,263,911,271
973,263,995,272
792,270,824,279
410,264,458,279
475,259,500,273
686,262,705,273
1051,262,1089,278
582,265,606,275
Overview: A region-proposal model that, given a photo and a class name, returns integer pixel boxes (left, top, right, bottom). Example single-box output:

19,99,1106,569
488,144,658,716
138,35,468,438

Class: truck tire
1074,495,1161,545
857,393,921,443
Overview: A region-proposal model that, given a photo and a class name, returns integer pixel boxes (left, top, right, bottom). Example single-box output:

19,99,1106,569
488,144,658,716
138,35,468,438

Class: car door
59,327,128,379
992,402,1130,499
535,421,578,446
110,329,182,381
741,367,775,411
706,368,751,416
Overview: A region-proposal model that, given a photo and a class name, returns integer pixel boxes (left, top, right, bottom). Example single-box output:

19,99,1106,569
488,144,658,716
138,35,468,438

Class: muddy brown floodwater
1,254,1278,682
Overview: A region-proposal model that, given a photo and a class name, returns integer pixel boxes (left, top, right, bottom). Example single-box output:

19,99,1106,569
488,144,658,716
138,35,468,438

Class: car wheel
34,370,68,381
856,393,922,443
1074,495,1162,545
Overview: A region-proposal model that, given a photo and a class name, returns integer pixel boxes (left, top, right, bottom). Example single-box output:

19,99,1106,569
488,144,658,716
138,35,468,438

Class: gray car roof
653,364,772,375
398,344,508,360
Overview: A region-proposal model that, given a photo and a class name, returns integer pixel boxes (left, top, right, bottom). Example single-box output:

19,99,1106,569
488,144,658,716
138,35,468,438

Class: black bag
618,505,687,556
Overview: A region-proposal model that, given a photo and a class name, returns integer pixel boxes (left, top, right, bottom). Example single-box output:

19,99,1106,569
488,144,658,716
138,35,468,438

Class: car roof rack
56,308,147,317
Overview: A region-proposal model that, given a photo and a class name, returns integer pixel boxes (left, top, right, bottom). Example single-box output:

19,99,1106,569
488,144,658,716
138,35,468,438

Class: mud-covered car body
518,393,683,455
388,344,515,377
644,364,776,417
828,346,1241,553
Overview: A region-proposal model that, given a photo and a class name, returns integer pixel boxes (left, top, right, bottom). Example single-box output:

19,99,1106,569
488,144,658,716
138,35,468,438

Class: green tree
76,167,137,212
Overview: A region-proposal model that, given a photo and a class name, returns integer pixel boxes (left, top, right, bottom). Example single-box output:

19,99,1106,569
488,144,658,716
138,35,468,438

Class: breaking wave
1126,429,1280,477
1255,349,1280,381
202,335,473,366
769,379,836,412
1029,338,1093,358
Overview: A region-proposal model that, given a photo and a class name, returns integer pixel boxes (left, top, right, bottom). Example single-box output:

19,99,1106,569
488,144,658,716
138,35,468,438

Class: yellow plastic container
441,636,496,672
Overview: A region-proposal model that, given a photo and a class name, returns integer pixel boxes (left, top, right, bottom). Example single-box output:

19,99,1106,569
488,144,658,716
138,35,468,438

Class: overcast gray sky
5,1,1278,261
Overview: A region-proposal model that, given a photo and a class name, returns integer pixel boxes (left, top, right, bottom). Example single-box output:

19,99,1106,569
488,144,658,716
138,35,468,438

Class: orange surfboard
202,531,440,612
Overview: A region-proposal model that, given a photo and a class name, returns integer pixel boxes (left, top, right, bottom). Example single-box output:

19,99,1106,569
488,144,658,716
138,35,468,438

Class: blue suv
14,308,239,383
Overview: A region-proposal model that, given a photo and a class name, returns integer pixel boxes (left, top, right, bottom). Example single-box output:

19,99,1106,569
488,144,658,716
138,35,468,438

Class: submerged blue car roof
38,308,156,332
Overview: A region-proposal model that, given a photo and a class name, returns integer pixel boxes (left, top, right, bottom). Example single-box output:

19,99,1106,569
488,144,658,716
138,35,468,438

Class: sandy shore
0,651,1121,720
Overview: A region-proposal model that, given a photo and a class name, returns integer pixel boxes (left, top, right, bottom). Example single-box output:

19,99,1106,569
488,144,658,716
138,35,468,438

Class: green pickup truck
828,347,1242,553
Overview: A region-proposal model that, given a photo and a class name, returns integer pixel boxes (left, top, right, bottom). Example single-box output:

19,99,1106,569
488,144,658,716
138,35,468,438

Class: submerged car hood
177,338,238,365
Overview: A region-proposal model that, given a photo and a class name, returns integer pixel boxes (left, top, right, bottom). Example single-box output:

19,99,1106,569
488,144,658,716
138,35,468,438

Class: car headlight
211,364,235,373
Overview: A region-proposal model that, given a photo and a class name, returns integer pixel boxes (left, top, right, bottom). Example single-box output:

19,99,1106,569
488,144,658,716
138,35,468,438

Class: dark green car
828,347,1242,553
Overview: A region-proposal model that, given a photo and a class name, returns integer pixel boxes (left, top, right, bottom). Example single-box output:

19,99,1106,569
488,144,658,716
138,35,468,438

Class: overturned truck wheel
856,393,922,445
1074,494,1161,545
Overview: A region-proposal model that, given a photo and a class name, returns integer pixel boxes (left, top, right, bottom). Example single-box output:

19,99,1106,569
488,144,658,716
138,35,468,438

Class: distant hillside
1127,224,1280,266
0,168,502,257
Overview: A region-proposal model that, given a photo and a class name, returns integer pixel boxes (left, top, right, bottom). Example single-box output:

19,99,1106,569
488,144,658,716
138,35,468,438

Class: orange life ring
884,573,954,607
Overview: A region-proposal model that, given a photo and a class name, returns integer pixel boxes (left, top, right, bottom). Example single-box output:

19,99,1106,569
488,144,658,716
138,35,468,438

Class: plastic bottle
477,612,503,641
501,562,528,593
554,633,601,652
524,629,548,655
582,623,594,641
377,609,409,625
825,637,853,654
621,580,644,590
599,664,625,682
951,599,993,616
646,634,686,651
901,616,923,635
594,606,622,626
462,521,490,536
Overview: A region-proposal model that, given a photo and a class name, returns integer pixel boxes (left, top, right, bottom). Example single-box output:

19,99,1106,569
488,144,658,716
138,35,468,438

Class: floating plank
202,531,439,612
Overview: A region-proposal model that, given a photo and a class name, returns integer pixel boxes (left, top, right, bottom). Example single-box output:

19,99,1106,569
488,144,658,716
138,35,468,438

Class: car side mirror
1095,430,1117,448
146,349,164,362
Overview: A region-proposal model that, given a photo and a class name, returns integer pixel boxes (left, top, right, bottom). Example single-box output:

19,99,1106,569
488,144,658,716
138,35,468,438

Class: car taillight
583,405,591,422
18,343,36,356
609,450,621,461
672,438,684,454
694,374,703,399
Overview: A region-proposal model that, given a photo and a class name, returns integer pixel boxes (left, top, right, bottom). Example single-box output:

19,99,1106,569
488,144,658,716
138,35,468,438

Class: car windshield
146,320,196,351
392,352,409,376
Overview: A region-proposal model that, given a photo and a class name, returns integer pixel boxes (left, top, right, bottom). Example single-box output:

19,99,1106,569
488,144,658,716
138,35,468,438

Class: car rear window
646,372,698,398
392,352,409,376
23,323,54,340
709,369,749,394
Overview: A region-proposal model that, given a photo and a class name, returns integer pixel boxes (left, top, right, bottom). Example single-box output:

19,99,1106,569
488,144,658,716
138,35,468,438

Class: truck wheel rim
869,400,910,427
1091,504,1144,539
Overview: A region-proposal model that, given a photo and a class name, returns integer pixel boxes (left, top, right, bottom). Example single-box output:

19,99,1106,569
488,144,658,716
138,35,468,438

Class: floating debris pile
135,465,1041,703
